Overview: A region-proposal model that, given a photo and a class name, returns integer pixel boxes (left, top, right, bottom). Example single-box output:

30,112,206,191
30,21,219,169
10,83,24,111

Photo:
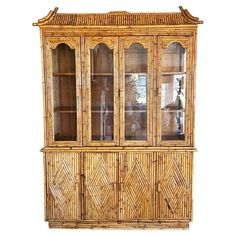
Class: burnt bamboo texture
34,6,202,229
45,152,81,220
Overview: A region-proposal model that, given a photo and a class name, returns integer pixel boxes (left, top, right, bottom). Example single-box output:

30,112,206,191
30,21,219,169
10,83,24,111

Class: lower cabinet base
48,220,189,229
43,150,194,229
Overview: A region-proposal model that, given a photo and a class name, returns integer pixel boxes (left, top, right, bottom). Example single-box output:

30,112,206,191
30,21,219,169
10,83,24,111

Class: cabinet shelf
53,72,76,76
162,72,186,75
125,110,146,113
162,109,185,113
161,134,185,140
91,73,113,76
54,135,77,141
125,72,147,75
91,110,114,113
54,107,76,113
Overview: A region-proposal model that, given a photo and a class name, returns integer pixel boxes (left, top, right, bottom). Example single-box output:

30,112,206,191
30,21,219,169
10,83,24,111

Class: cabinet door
157,37,193,146
119,152,155,220
45,38,82,146
84,37,119,146
120,37,153,146
83,153,118,220
45,152,81,220
156,152,192,219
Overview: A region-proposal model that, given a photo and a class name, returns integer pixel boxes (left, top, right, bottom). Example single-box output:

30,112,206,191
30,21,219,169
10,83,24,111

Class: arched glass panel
124,43,147,140
161,42,186,140
90,43,114,140
52,43,77,141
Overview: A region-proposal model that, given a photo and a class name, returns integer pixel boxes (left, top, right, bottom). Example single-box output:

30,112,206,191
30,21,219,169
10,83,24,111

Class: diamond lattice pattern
161,159,189,212
86,158,113,212
124,158,150,210
49,159,76,214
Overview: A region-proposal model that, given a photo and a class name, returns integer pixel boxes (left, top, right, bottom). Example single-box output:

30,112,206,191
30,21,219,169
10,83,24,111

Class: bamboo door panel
119,152,155,220
45,152,81,220
156,152,192,219
119,36,154,146
83,153,118,220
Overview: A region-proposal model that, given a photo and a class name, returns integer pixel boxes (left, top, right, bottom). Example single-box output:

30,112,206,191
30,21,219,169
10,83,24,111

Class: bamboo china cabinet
33,6,202,229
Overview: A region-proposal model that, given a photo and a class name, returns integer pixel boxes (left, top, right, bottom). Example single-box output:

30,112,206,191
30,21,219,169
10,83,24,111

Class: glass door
45,39,81,146
52,43,76,141
157,37,192,145
84,37,119,146
120,37,153,146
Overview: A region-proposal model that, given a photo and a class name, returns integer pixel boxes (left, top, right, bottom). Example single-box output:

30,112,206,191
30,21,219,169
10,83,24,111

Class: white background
0,0,236,235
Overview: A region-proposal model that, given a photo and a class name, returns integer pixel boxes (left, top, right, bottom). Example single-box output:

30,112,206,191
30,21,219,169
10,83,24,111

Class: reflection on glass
125,43,147,140
162,42,186,72
90,43,114,140
161,43,186,140
52,43,77,141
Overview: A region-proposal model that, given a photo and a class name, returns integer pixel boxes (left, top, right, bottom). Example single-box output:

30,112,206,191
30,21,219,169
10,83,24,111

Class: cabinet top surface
33,6,203,27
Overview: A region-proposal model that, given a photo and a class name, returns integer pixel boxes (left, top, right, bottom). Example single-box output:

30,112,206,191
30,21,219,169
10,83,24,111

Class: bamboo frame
48,220,189,229
44,37,82,146
84,37,119,146
157,36,193,146
119,36,153,146
34,7,202,229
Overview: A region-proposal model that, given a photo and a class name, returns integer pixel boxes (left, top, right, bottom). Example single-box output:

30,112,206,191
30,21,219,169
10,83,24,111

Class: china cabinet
33,6,202,229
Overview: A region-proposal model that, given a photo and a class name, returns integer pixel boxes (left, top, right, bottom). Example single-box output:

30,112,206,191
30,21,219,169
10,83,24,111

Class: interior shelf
54,135,77,141
125,110,146,112
53,72,76,76
91,73,113,76
91,110,114,113
125,72,147,75
162,109,185,112
162,72,186,75
161,134,185,140
54,107,76,113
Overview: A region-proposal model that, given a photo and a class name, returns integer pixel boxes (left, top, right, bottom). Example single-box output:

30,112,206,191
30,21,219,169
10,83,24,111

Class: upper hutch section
33,7,202,148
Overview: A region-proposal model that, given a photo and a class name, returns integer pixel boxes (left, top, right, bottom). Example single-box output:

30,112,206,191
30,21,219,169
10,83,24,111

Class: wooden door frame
156,36,194,146
44,37,82,146
119,36,154,146
83,37,119,146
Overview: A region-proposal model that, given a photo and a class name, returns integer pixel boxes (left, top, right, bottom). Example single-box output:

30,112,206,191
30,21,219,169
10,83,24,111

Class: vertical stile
76,38,82,146
153,35,158,146
81,36,87,146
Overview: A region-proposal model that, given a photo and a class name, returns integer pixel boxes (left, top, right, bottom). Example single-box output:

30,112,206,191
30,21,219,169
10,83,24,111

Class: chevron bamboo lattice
86,157,114,212
49,159,76,213
83,153,118,220
119,152,155,220
160,158,189,212
123,158,150,210
45,152,81,220
157,152,192,219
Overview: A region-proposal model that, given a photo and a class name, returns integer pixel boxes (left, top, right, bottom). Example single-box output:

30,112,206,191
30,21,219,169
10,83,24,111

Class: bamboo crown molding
33,6,203,27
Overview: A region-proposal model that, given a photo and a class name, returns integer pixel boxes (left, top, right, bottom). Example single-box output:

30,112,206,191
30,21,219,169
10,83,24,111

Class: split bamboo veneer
33,6,202,229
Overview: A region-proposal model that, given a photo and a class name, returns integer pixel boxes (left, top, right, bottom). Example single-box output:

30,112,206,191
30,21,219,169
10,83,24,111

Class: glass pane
162,42,186,72
161,43,186,141
125,43,147,140
52,43,77,141
90,43,114,141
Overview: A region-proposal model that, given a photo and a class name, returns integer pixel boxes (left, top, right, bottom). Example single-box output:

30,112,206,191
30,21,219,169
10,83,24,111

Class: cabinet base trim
48,220,189,229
